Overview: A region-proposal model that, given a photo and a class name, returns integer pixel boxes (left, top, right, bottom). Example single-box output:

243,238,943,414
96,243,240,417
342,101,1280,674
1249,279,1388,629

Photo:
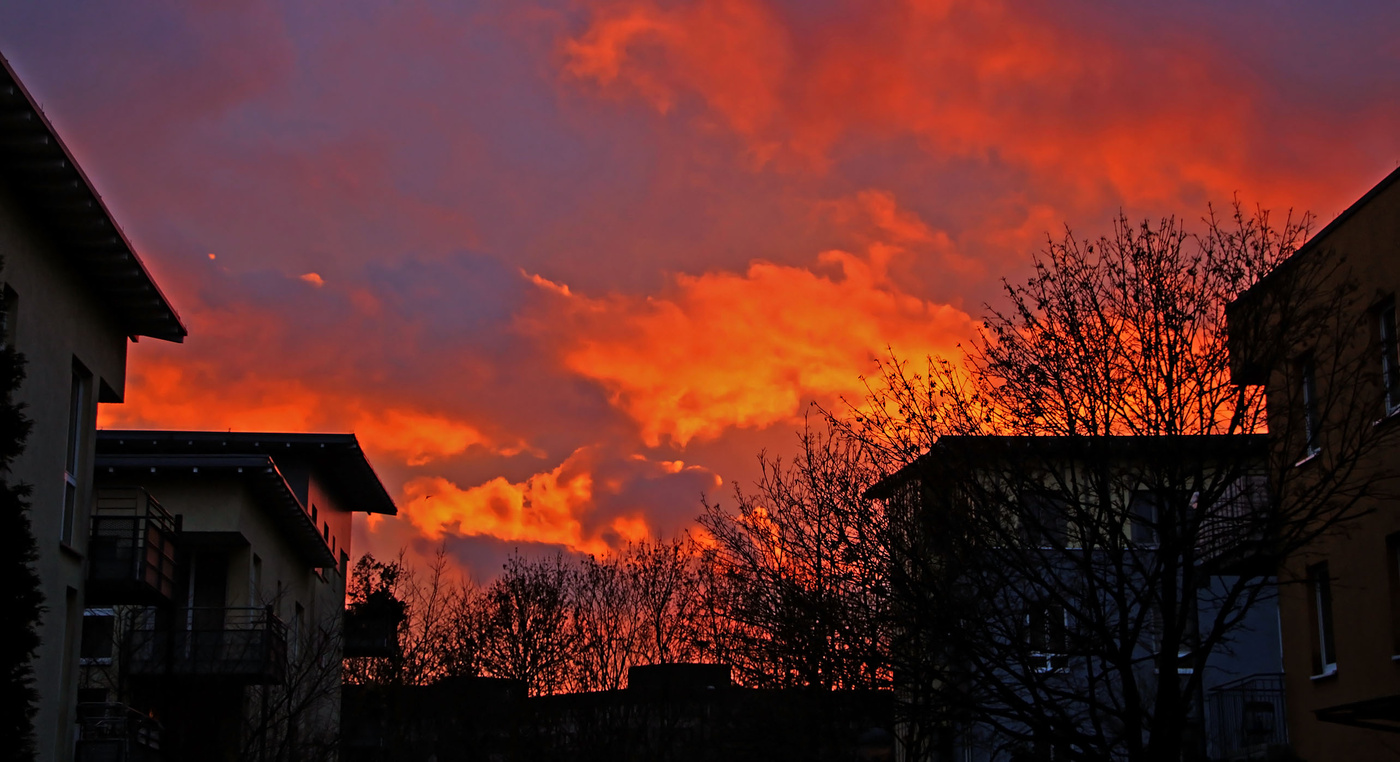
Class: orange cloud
398,447,713,554
98,356,510,467
525,199,975,446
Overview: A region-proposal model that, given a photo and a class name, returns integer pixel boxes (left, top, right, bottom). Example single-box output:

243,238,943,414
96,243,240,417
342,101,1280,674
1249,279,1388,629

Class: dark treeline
343,480,893,699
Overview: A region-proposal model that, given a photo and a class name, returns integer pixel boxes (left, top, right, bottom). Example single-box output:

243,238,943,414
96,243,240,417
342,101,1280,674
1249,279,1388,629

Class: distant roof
863,434,1268,500
96,430,397,516
0,52,185,342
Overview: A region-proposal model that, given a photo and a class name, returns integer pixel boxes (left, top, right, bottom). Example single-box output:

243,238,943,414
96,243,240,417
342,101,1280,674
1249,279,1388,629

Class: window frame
1027,600,1069,673
62,362,92,546
1381,300,1400,415
1307,561,1337,676
1299,357,1321,458
79,607,116,666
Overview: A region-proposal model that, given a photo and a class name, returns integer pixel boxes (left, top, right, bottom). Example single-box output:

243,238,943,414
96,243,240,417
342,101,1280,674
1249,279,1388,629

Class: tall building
1228,167,1400,756
0,52,186,762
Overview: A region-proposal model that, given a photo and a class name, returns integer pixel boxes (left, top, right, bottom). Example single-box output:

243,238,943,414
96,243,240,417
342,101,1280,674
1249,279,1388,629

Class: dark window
1130,492,1161,546
1027,601,1068,672
1300,358,1320,457
1021,493,1067,547
1,284,17,350
1389,534,1400,655
1382,302,1400,414
62,363,90,545
80,609,115,664
1308,562,1337,674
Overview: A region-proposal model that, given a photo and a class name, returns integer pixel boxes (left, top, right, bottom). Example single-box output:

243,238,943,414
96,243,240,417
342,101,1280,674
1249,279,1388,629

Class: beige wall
96,468,352,756
0,180,131,762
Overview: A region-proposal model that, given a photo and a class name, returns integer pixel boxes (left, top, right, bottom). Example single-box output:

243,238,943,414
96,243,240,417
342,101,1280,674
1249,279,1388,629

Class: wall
1261,175,1400,759
0,178,130,762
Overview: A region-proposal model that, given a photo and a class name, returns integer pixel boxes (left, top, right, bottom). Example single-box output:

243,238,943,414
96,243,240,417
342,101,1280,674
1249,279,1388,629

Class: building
1227,166,1400,756
76,431,396,762
0,53,187,762
864,435,1285,761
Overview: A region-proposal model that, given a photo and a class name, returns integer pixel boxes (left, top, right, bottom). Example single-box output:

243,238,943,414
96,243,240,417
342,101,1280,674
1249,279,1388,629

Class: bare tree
477,553,577,696
699,422,890,691
834,204,1394,761
627,536,706,667
568,550,641,692
344,547,482,689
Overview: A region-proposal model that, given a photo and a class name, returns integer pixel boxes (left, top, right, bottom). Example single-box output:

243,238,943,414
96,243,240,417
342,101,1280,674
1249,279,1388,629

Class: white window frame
1381,301,1400,415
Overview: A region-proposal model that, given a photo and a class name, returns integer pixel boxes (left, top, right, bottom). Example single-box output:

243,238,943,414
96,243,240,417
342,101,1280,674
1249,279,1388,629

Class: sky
3,0,1397,579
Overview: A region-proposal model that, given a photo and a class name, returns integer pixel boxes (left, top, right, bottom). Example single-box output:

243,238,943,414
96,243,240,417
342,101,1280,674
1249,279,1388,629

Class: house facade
1227,167,1400,757
865,435,1285,761
77,431,396,762
0,53,187,762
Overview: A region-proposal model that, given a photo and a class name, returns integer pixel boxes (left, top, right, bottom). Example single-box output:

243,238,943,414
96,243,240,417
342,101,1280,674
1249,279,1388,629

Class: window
1300,358,1320,457
80,608,115,665
1027,601,1068,672
1020,493,1067,548
1383,302,1400,415
0,284,17,350
62,363,91,545
1130,492,1161,546
1389,534,1400,655
1307,562,1337,675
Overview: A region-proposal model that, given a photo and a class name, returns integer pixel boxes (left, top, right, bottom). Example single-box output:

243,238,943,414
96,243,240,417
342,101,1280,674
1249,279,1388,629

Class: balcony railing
87,488,178,605
127,606,288,685
75,702,162,762
1208,673,1288,760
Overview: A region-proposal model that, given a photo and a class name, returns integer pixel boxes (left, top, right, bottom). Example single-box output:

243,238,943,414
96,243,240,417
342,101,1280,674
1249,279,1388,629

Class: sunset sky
4,1,1397,579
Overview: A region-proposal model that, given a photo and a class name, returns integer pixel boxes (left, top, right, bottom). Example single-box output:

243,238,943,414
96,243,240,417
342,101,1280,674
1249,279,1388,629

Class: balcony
74,702,162,762
127,606,288,685
87,488,178,606
1207,673,1288,760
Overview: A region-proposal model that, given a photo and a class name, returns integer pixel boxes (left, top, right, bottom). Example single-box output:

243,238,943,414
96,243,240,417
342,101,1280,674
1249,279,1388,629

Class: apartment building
73,431,396,762
0,52,187,762
1227,166,1400,757
864,434,1284,761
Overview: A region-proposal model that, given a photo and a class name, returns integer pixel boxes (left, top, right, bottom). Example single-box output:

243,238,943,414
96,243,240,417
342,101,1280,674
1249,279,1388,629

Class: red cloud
562,0,1381,212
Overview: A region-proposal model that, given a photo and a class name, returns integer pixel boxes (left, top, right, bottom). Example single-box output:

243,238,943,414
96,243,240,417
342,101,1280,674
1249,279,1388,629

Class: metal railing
127,605,288,684
75,702,162,762
1208,673,1288,760
88,487,178,605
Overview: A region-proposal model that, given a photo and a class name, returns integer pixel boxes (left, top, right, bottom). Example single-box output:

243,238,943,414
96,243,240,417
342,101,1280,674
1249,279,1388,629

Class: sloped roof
0,52,185,342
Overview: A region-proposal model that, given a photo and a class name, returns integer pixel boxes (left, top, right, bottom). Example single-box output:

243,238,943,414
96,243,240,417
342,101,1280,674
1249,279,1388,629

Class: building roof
96,430,398,516
0,52,186,342
97,453,339,568
863,434,1268,500
1227,164,1400,330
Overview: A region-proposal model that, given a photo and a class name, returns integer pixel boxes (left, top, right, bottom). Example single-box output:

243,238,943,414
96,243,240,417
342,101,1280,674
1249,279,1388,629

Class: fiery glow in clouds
13,0,1396,576
98,357,506,468
401,447,720,555
528,223,973,447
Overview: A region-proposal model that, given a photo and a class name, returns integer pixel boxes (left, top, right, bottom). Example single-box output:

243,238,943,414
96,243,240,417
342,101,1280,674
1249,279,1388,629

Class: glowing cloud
526,205,975,446
399,447,719,554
